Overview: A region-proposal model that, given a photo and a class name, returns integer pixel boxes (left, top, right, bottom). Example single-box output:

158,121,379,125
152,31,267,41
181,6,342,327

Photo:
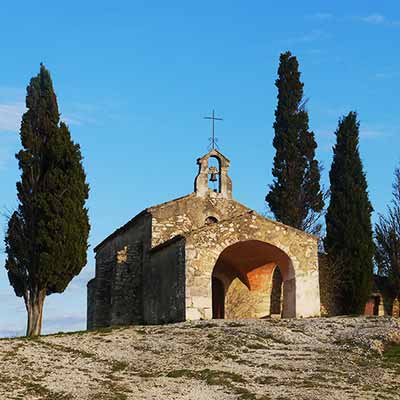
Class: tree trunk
26,288,46,337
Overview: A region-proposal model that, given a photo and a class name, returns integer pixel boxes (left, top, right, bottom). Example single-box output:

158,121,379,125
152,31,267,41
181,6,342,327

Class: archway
365,294,385,316
211,240,296,319
208,156,221,193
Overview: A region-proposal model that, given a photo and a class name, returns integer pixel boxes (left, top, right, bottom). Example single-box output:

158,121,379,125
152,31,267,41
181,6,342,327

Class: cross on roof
204,109,223,150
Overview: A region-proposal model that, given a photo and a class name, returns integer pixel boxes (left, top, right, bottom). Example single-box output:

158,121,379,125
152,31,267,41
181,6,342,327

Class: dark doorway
270,266,283,315
212,277,225,318
373,296,380,315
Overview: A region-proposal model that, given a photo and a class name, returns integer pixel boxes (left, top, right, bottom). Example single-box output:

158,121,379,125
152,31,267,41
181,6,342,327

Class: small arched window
205,216,218,225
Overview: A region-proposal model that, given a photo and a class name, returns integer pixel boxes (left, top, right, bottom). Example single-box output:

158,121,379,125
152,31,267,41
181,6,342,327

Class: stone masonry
87,149,321,329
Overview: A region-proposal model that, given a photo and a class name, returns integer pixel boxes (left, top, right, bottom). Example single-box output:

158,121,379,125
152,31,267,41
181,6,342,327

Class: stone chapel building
87,149,321,329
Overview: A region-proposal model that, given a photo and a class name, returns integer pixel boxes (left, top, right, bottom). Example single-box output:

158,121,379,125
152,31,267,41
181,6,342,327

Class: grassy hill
0,317,399,399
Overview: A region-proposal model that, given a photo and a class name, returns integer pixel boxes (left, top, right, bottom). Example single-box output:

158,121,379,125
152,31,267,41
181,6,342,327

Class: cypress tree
375,167,400,297
324,112,374,315
4,64,90,336
266,51,324,231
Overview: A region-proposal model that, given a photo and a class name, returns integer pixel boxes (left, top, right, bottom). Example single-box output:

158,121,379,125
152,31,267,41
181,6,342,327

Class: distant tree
266,51,324,232
375,167,400,297
324,112,374,314
4,64,90,336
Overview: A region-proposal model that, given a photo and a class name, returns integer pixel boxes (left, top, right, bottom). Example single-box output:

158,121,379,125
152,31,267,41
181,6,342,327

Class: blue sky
0,1,399,336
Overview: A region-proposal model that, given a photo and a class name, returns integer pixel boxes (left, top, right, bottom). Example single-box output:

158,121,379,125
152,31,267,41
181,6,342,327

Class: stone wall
110,243,143,326
150,195,248,248
143,237,186,324
184,211,320,320
89,188,321,327
88,213,151,329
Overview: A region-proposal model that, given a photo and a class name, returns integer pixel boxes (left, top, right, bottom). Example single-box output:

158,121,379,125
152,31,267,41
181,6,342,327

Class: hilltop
1,317,399,400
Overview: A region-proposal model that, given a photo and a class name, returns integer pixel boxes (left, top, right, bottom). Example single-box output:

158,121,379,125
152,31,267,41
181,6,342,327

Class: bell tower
194,149,232,199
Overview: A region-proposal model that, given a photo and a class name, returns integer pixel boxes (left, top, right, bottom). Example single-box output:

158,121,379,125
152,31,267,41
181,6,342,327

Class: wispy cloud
375,72,389,79
43,312,86,332
308,12,333,21
0,102,25,133
315,126,386,141
62,113,99,127
307,13,400,27
360,14,386,24
0,326,25,338
360,128,385,138
0,129,19,170
285,29,329,44
0,313,87,337
67,267,94,291
358,14,400,26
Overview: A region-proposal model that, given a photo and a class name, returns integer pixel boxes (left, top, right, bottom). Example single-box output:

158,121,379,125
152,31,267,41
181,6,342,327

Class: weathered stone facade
87,149,321,329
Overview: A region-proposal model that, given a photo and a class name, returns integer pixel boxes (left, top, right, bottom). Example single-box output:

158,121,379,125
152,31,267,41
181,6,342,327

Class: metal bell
209,166,218,182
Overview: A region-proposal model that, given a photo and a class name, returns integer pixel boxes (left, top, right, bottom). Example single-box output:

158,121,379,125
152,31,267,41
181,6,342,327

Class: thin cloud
0,131,19,170
375,72,389,79
0,313,87,337
0,102,25,133
360,128,385,138
361,14,386,24
315,126,385,141
62,113,99,127
42,312,86,334
308,12,333,20
43,312,86,327
358,14,400,26
285,29,329,44
0,326,25,338
67,267,95,291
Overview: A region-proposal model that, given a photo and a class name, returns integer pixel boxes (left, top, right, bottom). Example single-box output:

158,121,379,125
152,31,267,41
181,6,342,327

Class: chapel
87,148,321,329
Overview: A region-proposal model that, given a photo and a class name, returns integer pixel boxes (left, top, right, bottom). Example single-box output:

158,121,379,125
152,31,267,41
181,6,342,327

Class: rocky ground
0,317,400,400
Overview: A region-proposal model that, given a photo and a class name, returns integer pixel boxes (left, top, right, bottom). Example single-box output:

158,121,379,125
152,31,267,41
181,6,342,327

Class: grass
166,368,245,384
192,322,218,329
165,368,262,398
111,360,129,373
383,344,400,364
39,340,96,359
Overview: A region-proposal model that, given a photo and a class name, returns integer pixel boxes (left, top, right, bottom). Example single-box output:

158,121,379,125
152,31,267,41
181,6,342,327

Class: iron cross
204,109,223,150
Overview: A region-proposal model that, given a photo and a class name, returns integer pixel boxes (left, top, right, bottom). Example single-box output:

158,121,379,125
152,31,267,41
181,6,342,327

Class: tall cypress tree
266,51,324,231
375,167,400,297
325,112,374,314
4,65,90,336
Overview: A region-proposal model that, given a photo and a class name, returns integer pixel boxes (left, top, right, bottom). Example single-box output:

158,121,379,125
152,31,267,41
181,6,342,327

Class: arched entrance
211,240,296,319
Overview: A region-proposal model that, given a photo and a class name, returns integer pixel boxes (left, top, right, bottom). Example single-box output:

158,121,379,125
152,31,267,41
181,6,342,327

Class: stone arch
194,149,232,199
184,212,320,320
207,155,221,193
211,240,296,319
